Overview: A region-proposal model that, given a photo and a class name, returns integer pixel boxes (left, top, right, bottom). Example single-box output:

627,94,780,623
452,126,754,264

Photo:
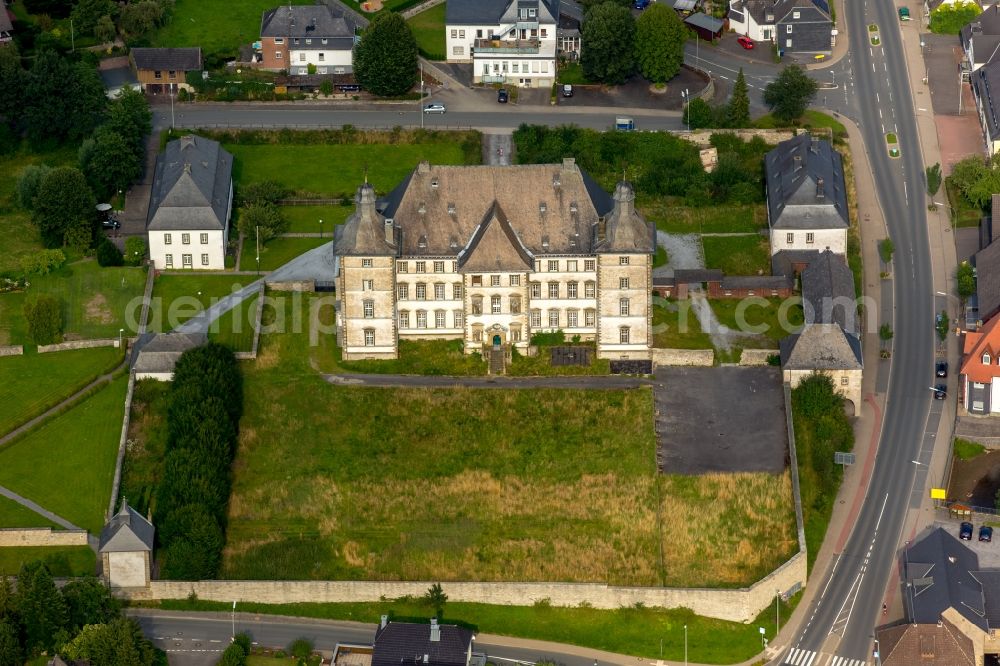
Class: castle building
332,160,655,361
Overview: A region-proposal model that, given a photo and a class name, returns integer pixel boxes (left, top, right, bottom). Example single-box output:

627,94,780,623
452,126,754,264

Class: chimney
613,181,635,218
183,163,192,174
380,615,389,630
418,160,431,174
810,136,820,153
793,154,802,170
562,157,576,170
816,177,824,200
597,216,607,242
356,182,377,219
384,219,393,244
429,619,440,643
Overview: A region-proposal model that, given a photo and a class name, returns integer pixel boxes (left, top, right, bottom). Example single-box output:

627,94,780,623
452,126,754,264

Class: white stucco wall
769,228,847,256
288,48,353,75
148,229,227,270
108,551,147,588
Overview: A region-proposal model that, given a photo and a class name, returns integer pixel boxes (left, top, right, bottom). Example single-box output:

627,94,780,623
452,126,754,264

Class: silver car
423,103,447,114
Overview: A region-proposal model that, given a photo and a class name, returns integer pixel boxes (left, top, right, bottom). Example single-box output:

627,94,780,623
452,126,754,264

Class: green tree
354,12,418,97
950,156,1000,208
125,236,147,266
159,508,225,580
319,79,334,96
580,0,630,11
0,45,24,137
957,261,976,302
61,618,158,666
763,64,818,123
119,0,165,39
423,583,448,618
289,638,313,660
236,181,289,207
879,323,893,342
685,97,718,129
33,166,96,248
105,88,152,156
71,0,116,35
20,249,66,275
929,0,980,34
94,15,117,43
0,619,22,666
878,238,895,264
581,2,636,85
96,237,124,267
61,578,120,632
80,128,144,199
23,295,63,345
725,68,751,128
15,164,52,210
238,203,288,243
925,162,942,196
16,561,68,655
634,4,684,84
219,642,247,666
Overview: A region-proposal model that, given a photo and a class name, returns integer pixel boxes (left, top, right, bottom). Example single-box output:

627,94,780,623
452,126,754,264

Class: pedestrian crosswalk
780,647,867,666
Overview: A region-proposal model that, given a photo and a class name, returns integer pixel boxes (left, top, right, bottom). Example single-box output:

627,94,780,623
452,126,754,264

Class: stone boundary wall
234,284,266,361
400,0,445,19
740,349,780,366
38,339,118,353
106,372,137,521
124,554,807,623
651,348,714,367
0,346,23,357
266,280,316,292
0,528,88,547
682,129,798,148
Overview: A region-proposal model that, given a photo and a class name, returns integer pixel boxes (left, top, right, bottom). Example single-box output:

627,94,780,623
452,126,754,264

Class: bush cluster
512,124,771,205
154,343,243,580
23,294,63,345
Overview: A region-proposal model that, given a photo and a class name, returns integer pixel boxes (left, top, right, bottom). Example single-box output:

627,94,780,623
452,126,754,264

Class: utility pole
170,83,176,129
255,225,260,276
70,18,75,51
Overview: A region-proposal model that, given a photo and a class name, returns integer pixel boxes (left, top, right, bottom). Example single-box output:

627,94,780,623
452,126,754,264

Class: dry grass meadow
221,295,797,587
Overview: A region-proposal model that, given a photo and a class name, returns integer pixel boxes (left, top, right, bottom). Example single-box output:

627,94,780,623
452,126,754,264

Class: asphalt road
129,610,603,666
774,2,937,665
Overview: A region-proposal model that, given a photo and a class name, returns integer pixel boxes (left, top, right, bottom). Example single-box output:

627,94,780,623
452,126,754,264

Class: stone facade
37,339,118,353
784,366,862,412
0,528,89,547
0,346,23,356
122,551,806,624
650,348,715,367
740,349,780,365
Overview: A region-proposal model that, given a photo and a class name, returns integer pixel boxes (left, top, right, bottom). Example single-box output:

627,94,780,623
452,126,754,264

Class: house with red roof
961,313,1000,413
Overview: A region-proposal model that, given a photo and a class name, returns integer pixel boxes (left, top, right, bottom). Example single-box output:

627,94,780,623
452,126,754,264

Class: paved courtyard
654,366,788,475
921,32,985,170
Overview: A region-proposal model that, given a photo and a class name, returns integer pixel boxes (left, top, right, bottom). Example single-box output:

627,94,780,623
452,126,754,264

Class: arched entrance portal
492,334,502,347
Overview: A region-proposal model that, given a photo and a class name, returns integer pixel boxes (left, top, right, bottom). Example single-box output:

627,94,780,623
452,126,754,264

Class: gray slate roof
774,0,831,22
337,161,648,259
133,331,207,374
99,65,139,93
962,6,1000,67
801,250,858,333
446,0,559,26
685,12,725,32
333,183,396,257
131,48,202,72
976,240,1000,322
875,619,976,666
458,202,535,273
721,274,794,290
260,4,357,49
372,621,472,666
99,503,154,553
904,527,988,631
779,323,862,369
771,248,820,277
147,135,233,232
765,134,849,230
973,59,1000,142
973,570,1000,628
0,5,13,35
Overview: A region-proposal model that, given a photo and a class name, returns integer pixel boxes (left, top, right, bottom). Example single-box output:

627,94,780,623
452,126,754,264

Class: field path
0,485,99,551
323,373,650,389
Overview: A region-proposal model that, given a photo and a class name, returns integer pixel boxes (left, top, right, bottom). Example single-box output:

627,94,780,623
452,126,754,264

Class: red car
737,35,755,49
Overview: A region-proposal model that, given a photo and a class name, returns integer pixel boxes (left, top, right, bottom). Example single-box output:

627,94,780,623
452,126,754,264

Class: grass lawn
156,592,801,665
710,298,803,346
652,301,713,349
653,245,668,268
0,346,123,437
639,201,765,234
282,205,353,234
753,110,848,141
0,260,146,345
954,437,986,461
150,274,257,332
227,142,471,199
0,143,79,273
702,235,771,275
0,376,128,534
239,236,328,271
0,496,59,529
944,176,983,228
407,3,446,60
120,380,171,519
222,294,794,587
209,292,260,353
0,546,96,577
557,62,594,85
151,0,313,56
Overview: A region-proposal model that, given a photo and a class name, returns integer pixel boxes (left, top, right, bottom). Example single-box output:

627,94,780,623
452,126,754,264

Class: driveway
921,31,985,168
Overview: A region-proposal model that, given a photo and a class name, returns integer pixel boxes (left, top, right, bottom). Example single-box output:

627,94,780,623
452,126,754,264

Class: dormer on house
445,0,559,88
961,312,1000,414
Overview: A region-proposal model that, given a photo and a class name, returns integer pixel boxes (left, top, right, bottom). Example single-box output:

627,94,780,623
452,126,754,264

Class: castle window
454,310,464,328
491,274,502,287
363,300,374,318
399,311,409,328
362,258,372,267
585,281,596,298
472,275,483,286
509,274,521,286
584,259,595,271
548,309,560,327
619,298,630,316
567,282,578,298
416,283,427,300
619,327,630,344
364,329,375,346
416,261,426,273
471,296,483,315
620,277,630,289
434,261,445,273
453,284,463,300
510,297,521,314
585,309,596,326
530,310,541,327
397,261,408,273
548,282,559,298
492,295,502,314
416,311,427,328
530,283,541,298
397,284,409,300
434,283,446,300
435,310,447,328
620,256,629,265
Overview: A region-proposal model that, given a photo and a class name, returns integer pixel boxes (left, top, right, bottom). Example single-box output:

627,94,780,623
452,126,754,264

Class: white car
423,103,447,114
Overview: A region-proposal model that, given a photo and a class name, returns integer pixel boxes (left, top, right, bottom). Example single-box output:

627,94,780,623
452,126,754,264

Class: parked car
737,35,755,49
423,103,446,114
960,522,974,540
934,384,947,400
936,361,948,378
633,0,650,8
101,218,121,230
562,84,574,97
497,89,509,103
336,84,361,92
980,525,993,543
615,116,635,131
898,6,911,20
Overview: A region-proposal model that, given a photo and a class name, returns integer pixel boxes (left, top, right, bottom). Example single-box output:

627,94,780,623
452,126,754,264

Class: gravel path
653,231,703,277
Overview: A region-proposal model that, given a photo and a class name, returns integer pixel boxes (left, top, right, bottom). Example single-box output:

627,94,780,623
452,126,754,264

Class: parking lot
557,66,711,111
654,366,788,475
929,519,1000,567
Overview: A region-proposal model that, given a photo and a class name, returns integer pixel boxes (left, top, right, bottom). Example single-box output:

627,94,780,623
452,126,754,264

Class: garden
406,3,446,61
149,273,257,333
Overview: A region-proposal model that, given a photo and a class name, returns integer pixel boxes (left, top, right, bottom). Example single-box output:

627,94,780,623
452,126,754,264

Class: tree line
18,0,173,48
153,343,243,580
0,563,162,666
581,2,686,85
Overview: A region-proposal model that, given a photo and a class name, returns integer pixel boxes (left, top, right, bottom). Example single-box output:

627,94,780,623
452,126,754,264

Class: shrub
530,330,566,346
16,164,52,210
219,642,247,666
96,237,124,266
878,238,894,264
289,638,313,660
125,236,147,266
236,180,290,207
20,249,66,275
23,294,63,345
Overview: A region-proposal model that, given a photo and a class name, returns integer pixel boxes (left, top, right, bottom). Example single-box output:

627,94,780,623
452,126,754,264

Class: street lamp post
775,590,780,637
118,328,124,351
319,218,323,239
420,62,425,130
255,225,260,276
681,90,690,131
170,83,176,129
873,637,882,666
231,600,236,642
684,625,687,666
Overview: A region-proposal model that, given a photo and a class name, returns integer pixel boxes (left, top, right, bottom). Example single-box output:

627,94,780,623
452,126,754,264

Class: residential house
801,249,858,333
959,312,1000,413
728,0,833,53
99,502,154,589
130,48,202,94
779,323,863,411
765,134,850,257
372,619,473,666
0,3,13,44
962,6,1000,72
445,0,559,88
99,56,142,99
258,4,360,75
971,58,1000,155
332,159,655,363
146,135,233,271
133,332,207,381
875,527,1000,665
684,13,725,41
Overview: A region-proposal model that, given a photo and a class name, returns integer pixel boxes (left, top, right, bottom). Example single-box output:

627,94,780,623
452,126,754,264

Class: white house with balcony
445,0,559,88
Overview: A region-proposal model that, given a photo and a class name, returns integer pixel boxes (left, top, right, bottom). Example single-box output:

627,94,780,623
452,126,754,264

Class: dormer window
447,203,456,214
570,202,578,213
984,353,992,365
539,202,547,213
431,178,439,189
418,202,427,214
418,235,428,249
